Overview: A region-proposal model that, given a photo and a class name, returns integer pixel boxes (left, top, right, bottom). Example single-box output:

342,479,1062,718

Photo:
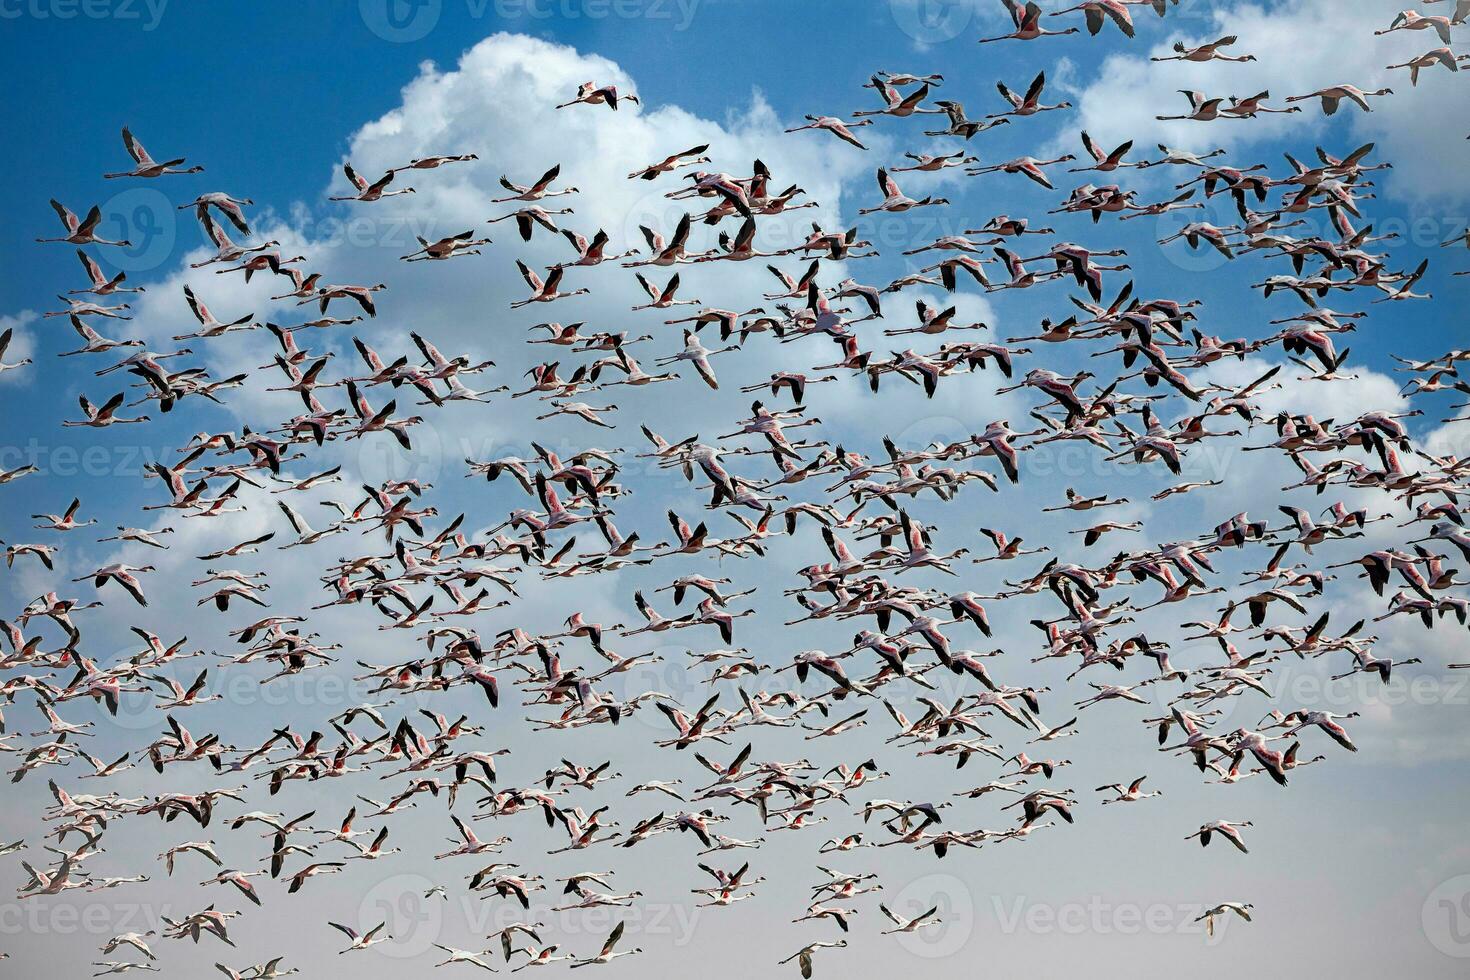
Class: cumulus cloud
1057,0,1470,205
118,33,911,443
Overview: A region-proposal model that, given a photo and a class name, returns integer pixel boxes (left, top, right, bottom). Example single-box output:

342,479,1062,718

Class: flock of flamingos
9,1,1470,975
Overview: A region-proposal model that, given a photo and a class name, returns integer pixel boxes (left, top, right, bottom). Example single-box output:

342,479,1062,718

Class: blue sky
3,1,1470,978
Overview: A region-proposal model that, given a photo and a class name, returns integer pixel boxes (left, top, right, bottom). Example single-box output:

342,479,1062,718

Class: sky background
3,1,1470,977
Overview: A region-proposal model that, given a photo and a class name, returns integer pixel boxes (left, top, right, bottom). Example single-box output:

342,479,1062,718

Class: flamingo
329,162,415,202
37,200,130,246
177,192,253,235
980,0,1080,42
785,115,873,149
104,126,203,178
989,71,1072,119
1152,34,1257,62
1386,47,1469,85
556,82,639,110
1286,85,1394,115
493,164,578,203
1375,9,1454,44
858,169,948,215
568,922,641,967
329,921,389,953
513,262,589,308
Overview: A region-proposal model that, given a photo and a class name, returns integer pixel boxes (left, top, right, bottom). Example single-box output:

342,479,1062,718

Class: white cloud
1058,0,1470,204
